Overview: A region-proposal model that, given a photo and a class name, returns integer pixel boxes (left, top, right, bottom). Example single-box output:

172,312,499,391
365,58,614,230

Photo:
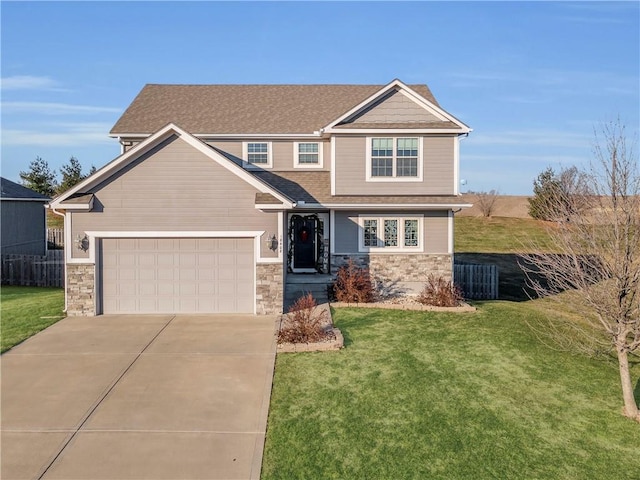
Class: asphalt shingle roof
110,83,443,135
0,177,50,200
252,171,469,206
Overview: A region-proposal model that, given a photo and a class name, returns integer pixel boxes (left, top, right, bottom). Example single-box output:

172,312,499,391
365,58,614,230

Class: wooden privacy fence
454,263,498,300
1,250,64,287
47,228,64,249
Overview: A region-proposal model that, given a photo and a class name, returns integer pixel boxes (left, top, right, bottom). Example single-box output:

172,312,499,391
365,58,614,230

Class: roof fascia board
322,79,404,131
299,203,474,210
0,198,49,202
48,203,92,211
255,204,288,210
324,128,468,134
396,81,472,132
111,132,323,139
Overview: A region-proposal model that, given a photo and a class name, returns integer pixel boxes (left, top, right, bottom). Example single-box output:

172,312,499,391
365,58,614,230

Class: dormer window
366,137,422,181
243,142,272,168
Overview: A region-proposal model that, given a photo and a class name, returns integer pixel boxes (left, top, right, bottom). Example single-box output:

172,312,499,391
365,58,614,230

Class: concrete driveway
1,314,278,480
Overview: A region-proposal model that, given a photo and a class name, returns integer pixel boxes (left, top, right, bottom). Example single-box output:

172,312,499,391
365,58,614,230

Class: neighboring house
49,79,472,316
1,177,50,256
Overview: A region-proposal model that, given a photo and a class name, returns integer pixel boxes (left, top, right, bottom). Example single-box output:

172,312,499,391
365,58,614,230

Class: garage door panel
101,237,254,314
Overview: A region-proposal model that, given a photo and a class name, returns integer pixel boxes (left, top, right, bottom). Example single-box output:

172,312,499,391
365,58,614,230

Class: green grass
47,210,64,228
1,286,65,353
455,216,554,253
262,304,640,479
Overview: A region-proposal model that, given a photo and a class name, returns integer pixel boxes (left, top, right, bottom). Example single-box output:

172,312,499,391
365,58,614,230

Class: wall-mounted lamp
75,233,89,252
265,233,278,252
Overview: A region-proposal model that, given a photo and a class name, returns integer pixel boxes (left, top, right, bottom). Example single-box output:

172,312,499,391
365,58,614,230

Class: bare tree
476,189,499,217
520,119,640,421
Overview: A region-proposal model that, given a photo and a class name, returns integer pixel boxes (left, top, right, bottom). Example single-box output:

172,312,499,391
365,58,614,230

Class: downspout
48,205,68,313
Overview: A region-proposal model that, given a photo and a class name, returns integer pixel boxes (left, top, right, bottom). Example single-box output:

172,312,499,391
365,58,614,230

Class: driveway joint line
35,315,177,480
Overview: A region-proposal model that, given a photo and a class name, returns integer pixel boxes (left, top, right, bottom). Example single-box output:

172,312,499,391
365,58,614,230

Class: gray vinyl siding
334,135,455,196
0,200,47,255
333,210,449,254
207,141,243,159
207,140,329,171
348,90,440,125
70,135,278,259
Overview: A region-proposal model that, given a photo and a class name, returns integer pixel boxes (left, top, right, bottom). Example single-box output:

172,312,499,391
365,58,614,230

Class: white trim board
76,230,265,265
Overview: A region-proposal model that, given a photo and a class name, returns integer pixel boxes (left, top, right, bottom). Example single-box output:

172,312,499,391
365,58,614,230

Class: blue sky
1,1,638,195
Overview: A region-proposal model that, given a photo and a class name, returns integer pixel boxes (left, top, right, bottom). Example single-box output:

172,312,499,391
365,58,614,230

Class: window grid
298,143,319,164
384,220,398,247
371,138,394,177
370,137,420,178
404,219,419,247
247,143,268,164
363,219,378,247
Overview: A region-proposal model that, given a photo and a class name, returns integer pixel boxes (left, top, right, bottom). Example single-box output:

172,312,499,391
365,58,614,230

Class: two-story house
49,79,471,315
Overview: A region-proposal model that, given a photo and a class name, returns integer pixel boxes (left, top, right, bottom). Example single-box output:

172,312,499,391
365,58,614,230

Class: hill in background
458,194,531,218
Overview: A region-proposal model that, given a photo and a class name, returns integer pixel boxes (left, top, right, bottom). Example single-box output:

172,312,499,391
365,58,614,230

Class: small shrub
476,189,499,217
417,275,464,307
330,259,376,303
277,293,330,344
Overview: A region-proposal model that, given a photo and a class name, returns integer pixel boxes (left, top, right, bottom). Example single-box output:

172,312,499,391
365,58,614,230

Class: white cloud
1,75,63,91
447,69,639,97
2,101,121,115
1,123,114,146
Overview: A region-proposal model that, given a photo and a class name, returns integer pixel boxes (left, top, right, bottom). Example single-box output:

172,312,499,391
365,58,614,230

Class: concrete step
284,283,330,311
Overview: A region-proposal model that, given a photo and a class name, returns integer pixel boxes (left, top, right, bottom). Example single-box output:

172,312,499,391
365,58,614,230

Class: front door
292,216,316,269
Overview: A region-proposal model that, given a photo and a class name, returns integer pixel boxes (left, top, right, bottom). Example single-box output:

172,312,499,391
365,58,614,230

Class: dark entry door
293,216,316,269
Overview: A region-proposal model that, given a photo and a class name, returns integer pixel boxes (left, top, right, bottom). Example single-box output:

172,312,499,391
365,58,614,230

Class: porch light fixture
75,233,90,252
266,233,278,252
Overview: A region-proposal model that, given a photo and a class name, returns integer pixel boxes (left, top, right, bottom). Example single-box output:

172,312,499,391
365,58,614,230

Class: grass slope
262,305,640,479
455,216,554,253
1,286,65,353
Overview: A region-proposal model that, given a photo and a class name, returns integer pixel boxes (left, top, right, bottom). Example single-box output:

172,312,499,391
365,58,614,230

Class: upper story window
243,142,272,168
294,142,323,168
367,137,422,182
359,215,423,252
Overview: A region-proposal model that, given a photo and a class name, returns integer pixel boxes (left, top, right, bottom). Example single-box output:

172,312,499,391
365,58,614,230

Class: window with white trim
359,215,423,252
294,142,323,168
243,142,272,167
367,137,422,180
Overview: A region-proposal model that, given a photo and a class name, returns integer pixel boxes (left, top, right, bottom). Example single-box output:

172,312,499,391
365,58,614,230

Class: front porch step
286,274,334,285
284,275,334,311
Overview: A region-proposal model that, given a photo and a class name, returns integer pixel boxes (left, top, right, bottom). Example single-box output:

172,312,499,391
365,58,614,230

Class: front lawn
262,303,640,479
1,286,65,353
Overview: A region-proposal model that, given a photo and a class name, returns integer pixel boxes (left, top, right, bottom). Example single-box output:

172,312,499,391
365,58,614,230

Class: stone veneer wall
256,263,284,314
331,253,453,292
66,263,96,316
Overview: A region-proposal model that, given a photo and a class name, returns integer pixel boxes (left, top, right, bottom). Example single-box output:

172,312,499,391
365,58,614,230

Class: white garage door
101,238,254,314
